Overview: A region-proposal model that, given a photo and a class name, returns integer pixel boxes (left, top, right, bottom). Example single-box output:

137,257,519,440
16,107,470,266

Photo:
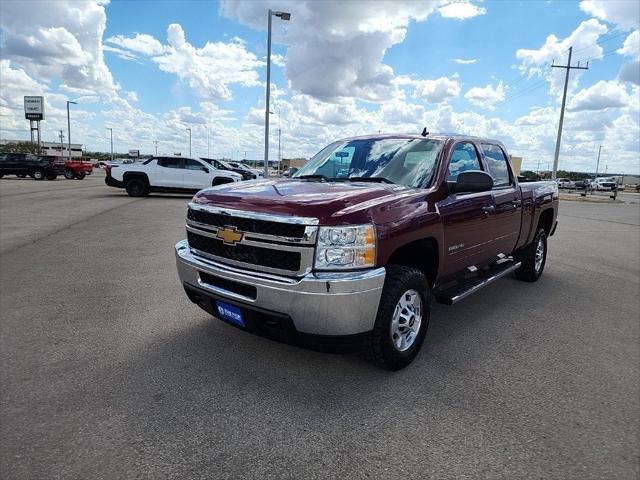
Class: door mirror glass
450,170,493,193
202,167,209,173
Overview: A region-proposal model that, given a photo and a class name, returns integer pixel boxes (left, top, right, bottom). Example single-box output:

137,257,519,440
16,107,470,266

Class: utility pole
278,127,281,173
66,100,77,161
154,140,159,155
59,130,64,159
186,128,192,157
107,128,114,161
551,46,588,179
595,145,603,180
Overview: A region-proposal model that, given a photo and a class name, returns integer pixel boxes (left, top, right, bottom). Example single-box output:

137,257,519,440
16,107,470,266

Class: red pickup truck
53,159,93,179
175,134,558,370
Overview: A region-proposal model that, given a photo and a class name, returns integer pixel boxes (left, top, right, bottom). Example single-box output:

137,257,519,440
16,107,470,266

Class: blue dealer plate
215,301,245,328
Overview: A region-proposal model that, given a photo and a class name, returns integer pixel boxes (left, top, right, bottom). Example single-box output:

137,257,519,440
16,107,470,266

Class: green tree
0,141,41,154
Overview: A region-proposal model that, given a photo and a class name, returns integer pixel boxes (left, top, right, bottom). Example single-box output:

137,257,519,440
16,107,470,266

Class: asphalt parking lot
1,171,639,479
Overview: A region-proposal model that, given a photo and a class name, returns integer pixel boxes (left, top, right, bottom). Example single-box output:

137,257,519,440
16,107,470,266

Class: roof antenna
421,127,429,137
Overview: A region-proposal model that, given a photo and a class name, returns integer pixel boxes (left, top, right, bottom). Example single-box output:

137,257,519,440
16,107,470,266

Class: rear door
155,157,184,188
183,158,212,189
479,143,522,257
437,141,497,277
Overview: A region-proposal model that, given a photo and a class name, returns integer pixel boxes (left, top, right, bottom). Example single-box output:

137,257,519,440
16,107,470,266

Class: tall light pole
107,128,114,161
66,100,77,161
186,128,192,157
207,130,210,157
595,145,603,180
154,140,158,155
264,9,291,178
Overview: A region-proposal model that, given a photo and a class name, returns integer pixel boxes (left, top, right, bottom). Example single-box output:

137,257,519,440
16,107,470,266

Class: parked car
556,178,575,189
175,133,559,370
227,161,265,179
573,179,592,190
0,153,61,180
105,156,242,196
54,159,93,180
200,158,255,180
282,167,299,177
591,177,617,191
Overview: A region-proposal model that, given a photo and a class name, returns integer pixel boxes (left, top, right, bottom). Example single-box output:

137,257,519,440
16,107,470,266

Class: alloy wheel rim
535,238,545,272
390,289,422,352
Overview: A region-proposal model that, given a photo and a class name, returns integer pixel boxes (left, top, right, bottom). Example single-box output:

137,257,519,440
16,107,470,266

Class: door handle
511,199,522,208
482,205,495,215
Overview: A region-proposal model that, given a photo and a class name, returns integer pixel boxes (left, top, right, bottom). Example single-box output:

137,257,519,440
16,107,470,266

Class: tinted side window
447,142,482,181
158,158,183,169
184,159,205,171
481,144,511,187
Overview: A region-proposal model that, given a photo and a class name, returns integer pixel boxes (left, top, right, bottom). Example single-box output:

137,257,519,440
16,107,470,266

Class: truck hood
192,179,419,224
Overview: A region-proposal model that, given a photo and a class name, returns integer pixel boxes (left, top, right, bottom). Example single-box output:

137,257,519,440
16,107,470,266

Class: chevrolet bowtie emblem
216,226,243,245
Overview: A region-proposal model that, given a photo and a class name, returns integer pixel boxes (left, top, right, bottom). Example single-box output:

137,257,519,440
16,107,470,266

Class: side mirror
202,167,209,173
449,170,493,193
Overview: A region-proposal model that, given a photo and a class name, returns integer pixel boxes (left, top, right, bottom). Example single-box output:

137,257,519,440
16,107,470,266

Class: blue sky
0,0,638,173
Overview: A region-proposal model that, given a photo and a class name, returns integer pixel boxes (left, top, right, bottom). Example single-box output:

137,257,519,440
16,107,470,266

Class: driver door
436,141,496,278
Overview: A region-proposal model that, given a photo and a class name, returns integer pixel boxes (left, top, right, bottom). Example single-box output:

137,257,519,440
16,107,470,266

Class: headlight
314,224,376,270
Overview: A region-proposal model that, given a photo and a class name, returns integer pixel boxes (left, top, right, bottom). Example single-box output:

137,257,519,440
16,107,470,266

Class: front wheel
366,265,430,370
125,178,148,197
514,228,547,282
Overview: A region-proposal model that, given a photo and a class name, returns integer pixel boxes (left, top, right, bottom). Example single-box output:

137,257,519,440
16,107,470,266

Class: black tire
46,174,57,180
125,177,148,197
75,171,86,180
514,228,547,282
32,169,45,180
64,169,75,180
366,265,430,370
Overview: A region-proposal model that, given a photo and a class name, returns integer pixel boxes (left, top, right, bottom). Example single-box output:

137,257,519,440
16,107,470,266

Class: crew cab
175,134,558,370
0,153,61,180
591,177,617,191
54,158,93,180
105,156,242,197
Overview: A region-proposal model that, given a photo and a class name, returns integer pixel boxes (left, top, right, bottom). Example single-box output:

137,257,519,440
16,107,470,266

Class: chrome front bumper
175,240,385,336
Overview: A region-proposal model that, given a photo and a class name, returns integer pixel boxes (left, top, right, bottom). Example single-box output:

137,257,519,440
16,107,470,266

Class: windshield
293,138,443,188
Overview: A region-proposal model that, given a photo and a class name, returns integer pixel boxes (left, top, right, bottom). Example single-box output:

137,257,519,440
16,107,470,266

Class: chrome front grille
185,203,318,276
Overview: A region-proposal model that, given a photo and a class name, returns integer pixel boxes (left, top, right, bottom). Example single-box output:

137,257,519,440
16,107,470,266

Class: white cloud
618,60,640,85
452,58,477,64
394,76,461,103
220,1,450,102
569,80,633,111
106,24,265,100
126,91,139,102
0,0,120,100
580,1,640,32
464,81,506,110
516,19,608,98
106,33,165,56
617,30,639,58
438,1,486,19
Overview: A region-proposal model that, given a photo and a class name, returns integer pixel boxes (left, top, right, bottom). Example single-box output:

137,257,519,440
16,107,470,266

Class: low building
281,157,307,170
0,139,83,158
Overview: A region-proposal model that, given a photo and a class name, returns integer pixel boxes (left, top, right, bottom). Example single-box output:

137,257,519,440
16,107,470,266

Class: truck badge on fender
216,226,243,245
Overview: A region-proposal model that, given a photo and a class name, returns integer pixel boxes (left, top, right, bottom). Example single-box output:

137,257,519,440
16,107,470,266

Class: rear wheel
75,171,86,180
64,169,75,179
125,177,148,197
32,169,45,180
366,265,430,370
514,228,547,282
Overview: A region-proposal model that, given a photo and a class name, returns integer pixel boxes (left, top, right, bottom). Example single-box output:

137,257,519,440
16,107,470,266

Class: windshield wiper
348,176,395,184
296,174,332,181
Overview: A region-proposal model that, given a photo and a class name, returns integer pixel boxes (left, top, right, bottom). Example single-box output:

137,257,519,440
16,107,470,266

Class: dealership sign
128,149,140,157
24,96,44,120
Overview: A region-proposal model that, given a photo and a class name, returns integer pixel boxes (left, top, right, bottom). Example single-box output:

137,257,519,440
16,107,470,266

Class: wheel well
122,172,149,184
386,238,439,287
538,208,554,234
212,177,235,186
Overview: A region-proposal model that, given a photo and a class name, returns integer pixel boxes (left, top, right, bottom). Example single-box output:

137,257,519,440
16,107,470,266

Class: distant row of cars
0,153,93,180
556,177,618,191
105,156,264,196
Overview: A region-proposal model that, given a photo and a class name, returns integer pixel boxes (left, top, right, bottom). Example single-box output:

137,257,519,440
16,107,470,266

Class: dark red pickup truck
175,134,558,369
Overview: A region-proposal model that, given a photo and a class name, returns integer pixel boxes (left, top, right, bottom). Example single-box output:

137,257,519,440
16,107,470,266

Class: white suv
105,156,242,197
